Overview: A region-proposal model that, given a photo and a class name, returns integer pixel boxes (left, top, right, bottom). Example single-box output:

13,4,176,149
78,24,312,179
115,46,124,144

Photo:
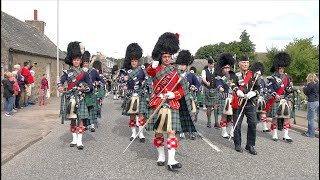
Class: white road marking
197,132,221,152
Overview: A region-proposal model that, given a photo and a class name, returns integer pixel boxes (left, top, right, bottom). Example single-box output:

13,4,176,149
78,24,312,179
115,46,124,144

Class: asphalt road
1,95,319,179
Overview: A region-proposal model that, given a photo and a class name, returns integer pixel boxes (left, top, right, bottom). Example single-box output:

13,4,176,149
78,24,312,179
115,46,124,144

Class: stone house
1,10,67,110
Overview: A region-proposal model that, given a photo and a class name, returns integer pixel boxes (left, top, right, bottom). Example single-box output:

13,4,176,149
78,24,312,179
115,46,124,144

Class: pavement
1,96,318,166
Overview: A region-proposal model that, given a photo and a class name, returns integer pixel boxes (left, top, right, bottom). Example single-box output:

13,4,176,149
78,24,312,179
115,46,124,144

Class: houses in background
1,10,67,110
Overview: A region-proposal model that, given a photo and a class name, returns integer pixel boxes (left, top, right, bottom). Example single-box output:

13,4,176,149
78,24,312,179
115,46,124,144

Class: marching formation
57,32,299,171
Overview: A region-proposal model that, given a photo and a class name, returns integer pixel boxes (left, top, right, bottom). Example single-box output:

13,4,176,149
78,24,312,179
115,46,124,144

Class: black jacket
2,78,14,98
303,82,319,102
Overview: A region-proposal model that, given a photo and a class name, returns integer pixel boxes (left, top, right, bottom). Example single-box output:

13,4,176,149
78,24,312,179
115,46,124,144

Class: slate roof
1,11,66,59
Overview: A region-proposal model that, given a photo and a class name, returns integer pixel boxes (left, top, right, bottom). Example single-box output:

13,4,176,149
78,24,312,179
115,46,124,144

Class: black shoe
235,145,243,153
263,129,271,132
90,128,95,132
207,122,211,128
283,138,293,143
139,138,145,143
245,145,257,155
167,163,182,171
129,137,134,141
77,145,84,150
214,124,221,129
157,161,165,166
190,133,196,140
70,143,76,147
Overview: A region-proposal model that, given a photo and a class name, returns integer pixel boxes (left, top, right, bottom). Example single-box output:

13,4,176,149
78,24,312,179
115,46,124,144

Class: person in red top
39,73,49,106
145,32,183,171
21,62,34,107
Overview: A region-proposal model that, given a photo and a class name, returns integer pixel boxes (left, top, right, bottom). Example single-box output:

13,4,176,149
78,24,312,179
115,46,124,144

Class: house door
46,64,51,98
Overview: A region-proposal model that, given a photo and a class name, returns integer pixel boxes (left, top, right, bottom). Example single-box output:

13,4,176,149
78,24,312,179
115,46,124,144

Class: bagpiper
175,50,200,140
250,62,271,133
230,56,260,155
214,53,236,138
82,51,106,132
146,32,186,171
57,41,92,150
111,65,120,100
266,52,294,142
188,66,201,123
119,43,147,142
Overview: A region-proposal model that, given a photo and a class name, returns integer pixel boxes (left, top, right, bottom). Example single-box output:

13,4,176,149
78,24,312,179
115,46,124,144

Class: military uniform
266,53,294,142
57,41,92,150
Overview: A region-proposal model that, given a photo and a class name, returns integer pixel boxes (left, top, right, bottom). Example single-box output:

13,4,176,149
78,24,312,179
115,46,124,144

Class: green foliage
195,30,256,64
264,47,280,76
285,38,319,83
263,38,319,83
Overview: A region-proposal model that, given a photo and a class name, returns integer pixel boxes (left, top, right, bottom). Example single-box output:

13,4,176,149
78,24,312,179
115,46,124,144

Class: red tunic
146,64,184,110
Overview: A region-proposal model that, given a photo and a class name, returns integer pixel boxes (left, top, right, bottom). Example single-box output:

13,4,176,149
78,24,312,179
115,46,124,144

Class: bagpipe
216,75,233,116
189,84,198,113
59,86,85,124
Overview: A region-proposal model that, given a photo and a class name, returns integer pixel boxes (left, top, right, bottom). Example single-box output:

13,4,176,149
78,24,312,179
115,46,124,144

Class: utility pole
56,0,60,97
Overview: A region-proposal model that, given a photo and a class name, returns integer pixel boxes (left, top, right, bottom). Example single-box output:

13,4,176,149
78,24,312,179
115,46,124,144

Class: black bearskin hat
214,53,235,76
123,43,143,68
64,41,85,66
271,52,291,72
217,53,235,68
82,51,91,62
251,61,265,75
190,66,197,73
93,60,102,74
111,65,119,75
151,32,180,63
176,50,194,65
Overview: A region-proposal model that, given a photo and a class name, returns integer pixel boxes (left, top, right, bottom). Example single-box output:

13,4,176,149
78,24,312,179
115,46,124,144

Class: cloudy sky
2,0,319,59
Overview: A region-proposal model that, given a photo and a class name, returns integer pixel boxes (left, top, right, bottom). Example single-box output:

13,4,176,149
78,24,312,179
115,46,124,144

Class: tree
285,37,319,83
264,46,280,76
238,30,256,61
195,43,227,59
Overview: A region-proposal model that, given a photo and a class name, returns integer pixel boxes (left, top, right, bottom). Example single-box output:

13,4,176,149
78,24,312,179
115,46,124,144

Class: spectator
21,61,34,107
12,64,24,109
28,66,36,104
2,71,15,116
39,73,49,106
9,72,20,112
302,73,319,138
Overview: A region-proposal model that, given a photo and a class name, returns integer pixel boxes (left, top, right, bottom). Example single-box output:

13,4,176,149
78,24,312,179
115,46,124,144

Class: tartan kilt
88,96,99,124
77,100,89,120
179,97,197,133
203,87,219,106
121,92,147,116
60,98,89,121
145,104,181,132
216,93,226,115
266,100,294,118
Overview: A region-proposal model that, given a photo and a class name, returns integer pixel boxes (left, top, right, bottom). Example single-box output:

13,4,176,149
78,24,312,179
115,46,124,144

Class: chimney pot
34,10,38,20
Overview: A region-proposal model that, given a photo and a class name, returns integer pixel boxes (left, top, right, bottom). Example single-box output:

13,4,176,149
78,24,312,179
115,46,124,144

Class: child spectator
39,73,49,106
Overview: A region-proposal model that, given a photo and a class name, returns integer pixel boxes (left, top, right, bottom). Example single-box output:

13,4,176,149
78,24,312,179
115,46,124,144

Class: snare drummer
119,43,147,143
215,53,237,138
266,52,293,142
